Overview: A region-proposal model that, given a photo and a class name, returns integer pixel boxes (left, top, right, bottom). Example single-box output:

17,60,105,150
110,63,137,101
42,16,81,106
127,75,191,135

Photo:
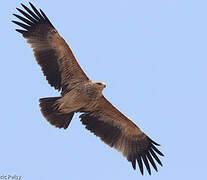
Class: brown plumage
12,2,164,175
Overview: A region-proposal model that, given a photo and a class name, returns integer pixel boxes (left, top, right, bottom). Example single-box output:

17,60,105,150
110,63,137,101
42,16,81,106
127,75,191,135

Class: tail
39,97,74,129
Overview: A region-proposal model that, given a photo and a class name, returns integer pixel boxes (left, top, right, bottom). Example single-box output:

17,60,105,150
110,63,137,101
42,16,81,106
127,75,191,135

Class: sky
1,0,207,179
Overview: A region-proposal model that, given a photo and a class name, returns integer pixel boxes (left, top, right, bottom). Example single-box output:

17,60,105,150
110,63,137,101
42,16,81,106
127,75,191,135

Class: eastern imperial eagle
12,2,164,175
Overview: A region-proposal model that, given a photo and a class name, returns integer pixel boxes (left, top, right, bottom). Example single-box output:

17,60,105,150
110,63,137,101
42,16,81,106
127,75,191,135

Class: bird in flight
12,2,164,175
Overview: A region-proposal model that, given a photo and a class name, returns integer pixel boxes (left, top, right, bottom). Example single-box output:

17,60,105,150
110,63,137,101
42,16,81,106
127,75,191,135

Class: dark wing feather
80,96,164,175
12,3,89,94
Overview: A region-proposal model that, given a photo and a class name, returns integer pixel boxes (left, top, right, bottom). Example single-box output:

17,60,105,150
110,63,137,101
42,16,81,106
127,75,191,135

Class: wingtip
39,9,44,14
29,2,36,9
21,3,26,9
151,144,164,156
146,152,158,172
149,148,163,167
11,20,18,25
159,161,163,167
137,157,144,175
15,29,27,35
142,155,151,175
154,167,158,172
148,137,161,146
40,8,47,18
29,2,33,6
131,160,136,170
29,2,35,9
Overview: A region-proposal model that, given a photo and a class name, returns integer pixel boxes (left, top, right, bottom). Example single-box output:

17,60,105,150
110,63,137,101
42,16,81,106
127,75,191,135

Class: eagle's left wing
80,96,163,175
12,3,89,95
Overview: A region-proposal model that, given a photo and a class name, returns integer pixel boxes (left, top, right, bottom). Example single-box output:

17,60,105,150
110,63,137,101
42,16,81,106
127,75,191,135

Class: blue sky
1,0,207,179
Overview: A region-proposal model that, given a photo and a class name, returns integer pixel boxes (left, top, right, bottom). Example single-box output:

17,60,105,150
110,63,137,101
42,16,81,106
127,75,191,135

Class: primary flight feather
12,2,164,175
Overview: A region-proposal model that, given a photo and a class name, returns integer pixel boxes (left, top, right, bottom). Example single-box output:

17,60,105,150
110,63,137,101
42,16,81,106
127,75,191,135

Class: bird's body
12,2,164,175
57,80,105,113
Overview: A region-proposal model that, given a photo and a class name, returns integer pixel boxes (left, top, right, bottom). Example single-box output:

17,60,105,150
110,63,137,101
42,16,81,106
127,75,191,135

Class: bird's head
95,81,106,90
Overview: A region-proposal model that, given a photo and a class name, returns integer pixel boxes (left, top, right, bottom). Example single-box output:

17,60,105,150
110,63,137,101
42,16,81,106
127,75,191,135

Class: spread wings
12,3,163,175
80,96,164,175
12,3,89,95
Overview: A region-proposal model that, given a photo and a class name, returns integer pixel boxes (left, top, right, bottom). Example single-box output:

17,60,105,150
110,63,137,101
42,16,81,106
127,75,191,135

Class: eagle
12,2,164,175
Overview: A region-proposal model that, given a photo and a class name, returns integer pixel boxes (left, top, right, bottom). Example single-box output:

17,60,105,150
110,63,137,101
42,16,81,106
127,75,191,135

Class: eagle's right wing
12,3,89,95
80,96,164,175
